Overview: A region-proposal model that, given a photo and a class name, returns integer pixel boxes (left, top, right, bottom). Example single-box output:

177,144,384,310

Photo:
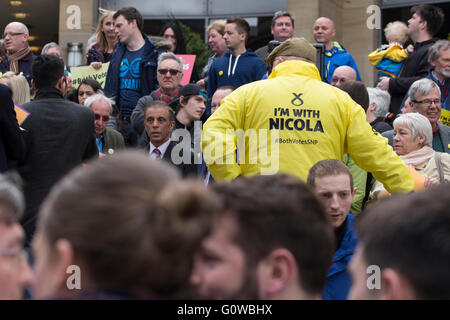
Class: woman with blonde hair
86,9,117,70
0,71,30,105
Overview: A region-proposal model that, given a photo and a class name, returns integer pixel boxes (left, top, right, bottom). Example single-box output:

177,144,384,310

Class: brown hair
226,17,250,37
37,150,215,298
339,80,370,112
307,159,354,190
212,174,334,296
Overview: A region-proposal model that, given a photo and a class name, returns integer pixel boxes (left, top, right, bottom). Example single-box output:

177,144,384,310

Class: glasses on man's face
157,69,181,76
412,99,442,107
95,114,110,122
3,32,24,39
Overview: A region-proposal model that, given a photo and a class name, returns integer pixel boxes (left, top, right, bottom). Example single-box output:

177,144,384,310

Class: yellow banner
440,108,450,127
70,62,110,89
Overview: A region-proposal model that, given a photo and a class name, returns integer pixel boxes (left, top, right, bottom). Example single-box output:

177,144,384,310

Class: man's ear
380,268,416,300
54,238,76,290
55,75,66,95
369,103,377,112
258,248,296,299
31,79,37,91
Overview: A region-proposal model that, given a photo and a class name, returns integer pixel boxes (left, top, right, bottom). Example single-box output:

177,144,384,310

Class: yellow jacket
202,60,414,193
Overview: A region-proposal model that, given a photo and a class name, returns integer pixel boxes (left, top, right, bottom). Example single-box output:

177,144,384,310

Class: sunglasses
158,69,181,76
95,114,110,122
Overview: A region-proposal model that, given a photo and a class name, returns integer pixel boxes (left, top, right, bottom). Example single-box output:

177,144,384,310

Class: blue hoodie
206,49,266,115
325,42,361,83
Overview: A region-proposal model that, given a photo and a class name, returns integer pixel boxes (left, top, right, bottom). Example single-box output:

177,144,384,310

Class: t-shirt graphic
119,47,144,116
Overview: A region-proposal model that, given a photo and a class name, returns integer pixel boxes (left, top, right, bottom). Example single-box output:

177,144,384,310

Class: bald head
3,22,29,54
313,17,336,50
331,66,357,87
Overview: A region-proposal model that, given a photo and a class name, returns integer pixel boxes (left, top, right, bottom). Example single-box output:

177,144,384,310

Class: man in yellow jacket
202,37,414,194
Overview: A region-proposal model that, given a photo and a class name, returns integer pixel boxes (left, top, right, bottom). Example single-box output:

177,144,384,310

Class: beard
437,68,450,79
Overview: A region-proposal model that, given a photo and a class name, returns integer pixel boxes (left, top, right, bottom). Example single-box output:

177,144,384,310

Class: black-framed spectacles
411,99,442,106
158,69,182,76
3,32,24,38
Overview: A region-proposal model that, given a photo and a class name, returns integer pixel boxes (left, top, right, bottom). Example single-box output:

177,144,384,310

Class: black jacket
19,88,98,242
388,38,438,115
0,84,24,172
0,52,37,86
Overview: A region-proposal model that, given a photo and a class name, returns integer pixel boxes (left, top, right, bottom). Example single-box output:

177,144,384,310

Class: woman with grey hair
369,112,450,201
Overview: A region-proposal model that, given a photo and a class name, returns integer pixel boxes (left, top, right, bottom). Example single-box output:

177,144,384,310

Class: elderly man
141,101,197,177
84,93,125,156
190,174,334,300
131,52,183,135
255,11,295,61
0,173,33,299
313,17,361,83
202,37,414,196
426,40,450,126
0,22,37,85
366,87,393,134
330,66,357,88
382,78,450,153
377,5,444,115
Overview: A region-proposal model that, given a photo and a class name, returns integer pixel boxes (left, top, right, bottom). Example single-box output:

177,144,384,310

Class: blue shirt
119,46,145,116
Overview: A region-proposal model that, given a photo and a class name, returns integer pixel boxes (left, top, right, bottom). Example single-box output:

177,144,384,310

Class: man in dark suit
19,54,98,244
0,84,24,172
141,101,197,177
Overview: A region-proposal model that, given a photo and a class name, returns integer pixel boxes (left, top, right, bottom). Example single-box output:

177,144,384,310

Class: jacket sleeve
255,58,267,81
202,88,244,181
0,87,25,165
344,95,414,193
131,95,154,135
389,53,431,95
207,62,218,106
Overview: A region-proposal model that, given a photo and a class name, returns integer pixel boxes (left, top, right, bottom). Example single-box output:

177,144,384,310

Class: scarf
400,145,435,168
156,87,179,105
7,46,31,73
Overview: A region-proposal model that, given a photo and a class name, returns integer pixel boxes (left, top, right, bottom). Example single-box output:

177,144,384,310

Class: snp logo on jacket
120,58,142,90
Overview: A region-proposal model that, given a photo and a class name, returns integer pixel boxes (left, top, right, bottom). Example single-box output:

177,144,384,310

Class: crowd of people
0,4,449,300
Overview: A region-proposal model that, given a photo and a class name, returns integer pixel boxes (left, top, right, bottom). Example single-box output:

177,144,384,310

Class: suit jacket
19,88,98,242
382,122,450,154
102,127,125,154
0,84,24,172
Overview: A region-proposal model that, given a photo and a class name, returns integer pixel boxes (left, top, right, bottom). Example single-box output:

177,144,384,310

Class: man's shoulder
439,122,450,135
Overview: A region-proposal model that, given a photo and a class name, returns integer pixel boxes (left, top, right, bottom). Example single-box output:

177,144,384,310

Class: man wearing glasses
383,78,450,153
84,93,125,157
131,52,184,137
0,173,33,299
0,22,36,86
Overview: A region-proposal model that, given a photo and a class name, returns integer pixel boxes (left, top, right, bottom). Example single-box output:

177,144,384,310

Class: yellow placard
14,104,29,125
440,108,450,127
70,62,110,89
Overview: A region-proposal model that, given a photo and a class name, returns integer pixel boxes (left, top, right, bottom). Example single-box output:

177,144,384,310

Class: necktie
153,148,162,160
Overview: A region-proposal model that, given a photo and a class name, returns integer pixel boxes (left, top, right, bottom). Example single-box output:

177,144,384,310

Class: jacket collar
268,60,321,81
34,87,64,100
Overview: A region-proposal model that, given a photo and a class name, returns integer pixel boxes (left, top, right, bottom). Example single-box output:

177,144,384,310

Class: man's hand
376,77,390,91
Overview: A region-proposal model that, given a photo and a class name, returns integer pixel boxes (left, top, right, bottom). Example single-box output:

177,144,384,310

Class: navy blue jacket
0,84,24,172
323,212,358,300
207,49,266,115
104,34,164,112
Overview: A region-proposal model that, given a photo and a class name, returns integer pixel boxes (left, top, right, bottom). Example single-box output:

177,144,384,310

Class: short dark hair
212,174,334,296
339,80,370,112
272,11,295,28
357,183,450,299
31,54,65,89
113,7,144,32
144,100,175,122
411,4,444,37
226,17,250,37
307,159,354,191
